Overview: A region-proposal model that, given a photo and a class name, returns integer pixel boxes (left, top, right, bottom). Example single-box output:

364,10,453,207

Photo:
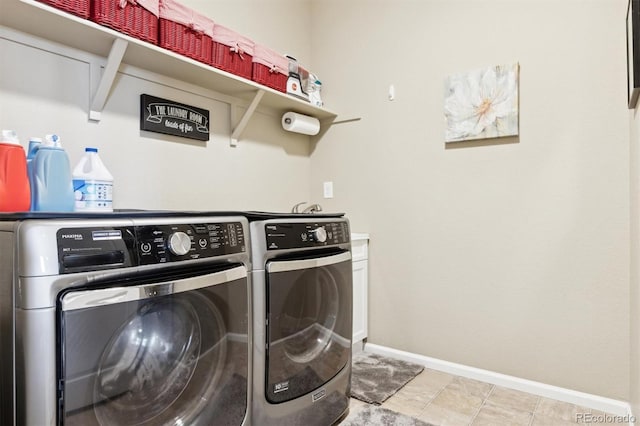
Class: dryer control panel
265,221,350,250
57,221,246,273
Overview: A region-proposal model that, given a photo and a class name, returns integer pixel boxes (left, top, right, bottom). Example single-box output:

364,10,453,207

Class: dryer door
56,263,249,426
265,251,352,403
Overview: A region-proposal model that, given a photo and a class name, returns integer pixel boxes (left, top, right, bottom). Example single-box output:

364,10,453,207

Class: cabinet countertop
351,233,370,241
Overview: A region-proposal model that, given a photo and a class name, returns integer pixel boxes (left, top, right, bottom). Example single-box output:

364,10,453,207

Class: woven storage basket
158,0,214,65
252,44,288,93
211,24,254,80
38,0,90,18
91,0,159,44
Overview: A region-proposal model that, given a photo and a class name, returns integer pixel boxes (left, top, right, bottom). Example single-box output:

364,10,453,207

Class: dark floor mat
350,352,424,405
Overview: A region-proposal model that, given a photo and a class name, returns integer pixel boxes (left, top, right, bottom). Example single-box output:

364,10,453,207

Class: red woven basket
252,44,288,93
158,0,214,66
211,25,254,80
91,0,158,44
252,64,287,92
213,44,253,80
159,19,213,65
38,0,90,19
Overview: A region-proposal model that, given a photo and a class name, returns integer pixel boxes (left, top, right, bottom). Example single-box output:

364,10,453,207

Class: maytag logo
312,388,326,402
61,234,83,240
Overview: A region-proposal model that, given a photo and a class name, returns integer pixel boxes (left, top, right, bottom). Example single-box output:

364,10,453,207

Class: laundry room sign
140,94,210,141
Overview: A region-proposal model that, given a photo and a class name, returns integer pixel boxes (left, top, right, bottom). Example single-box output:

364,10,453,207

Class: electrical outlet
323,182,334,198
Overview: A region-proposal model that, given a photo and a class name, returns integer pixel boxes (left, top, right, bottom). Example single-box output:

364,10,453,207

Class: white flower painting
444,63,519,143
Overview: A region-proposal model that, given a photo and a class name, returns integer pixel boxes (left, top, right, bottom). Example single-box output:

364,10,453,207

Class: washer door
265,251,352,403
57,264,249,426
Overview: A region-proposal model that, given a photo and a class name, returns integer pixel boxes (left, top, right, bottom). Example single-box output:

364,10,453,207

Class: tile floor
349,368,624,425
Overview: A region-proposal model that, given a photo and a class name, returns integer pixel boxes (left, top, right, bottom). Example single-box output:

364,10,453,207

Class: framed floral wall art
444,63,520,143
627,0,640,109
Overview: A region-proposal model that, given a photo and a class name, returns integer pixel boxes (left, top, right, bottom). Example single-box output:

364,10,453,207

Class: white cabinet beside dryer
351,233,369,351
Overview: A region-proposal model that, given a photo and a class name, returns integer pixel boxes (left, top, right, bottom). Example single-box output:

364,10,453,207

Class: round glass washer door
279,268,339,364
93,293,226,425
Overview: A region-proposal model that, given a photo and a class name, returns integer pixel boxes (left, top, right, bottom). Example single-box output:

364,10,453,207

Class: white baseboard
364,342,633,420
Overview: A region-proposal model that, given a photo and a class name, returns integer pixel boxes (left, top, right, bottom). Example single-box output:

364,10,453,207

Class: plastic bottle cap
1,130,20,145
86,147,98,153
44,134,61,148
29,137,43,143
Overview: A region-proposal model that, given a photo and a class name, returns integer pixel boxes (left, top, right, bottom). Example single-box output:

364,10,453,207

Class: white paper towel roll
282,112,320,135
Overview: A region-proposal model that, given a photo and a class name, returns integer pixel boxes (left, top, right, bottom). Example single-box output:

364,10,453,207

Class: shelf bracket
332,117,362,125
230,89,265,146
89,38,128,121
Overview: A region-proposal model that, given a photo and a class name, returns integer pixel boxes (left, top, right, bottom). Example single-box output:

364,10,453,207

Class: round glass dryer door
57,266,249,426
279,268,339,364
93,293,224,425
265,251,352,403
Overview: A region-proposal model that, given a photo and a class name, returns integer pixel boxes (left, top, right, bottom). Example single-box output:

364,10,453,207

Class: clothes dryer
249,217,352,425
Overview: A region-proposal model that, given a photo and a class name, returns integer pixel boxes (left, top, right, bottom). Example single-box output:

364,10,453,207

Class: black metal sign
140,94,210,141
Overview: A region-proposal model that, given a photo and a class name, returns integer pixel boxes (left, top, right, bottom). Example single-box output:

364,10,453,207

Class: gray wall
309,0,630,400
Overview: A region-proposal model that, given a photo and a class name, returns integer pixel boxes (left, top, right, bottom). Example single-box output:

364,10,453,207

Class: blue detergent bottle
30,134,75,212
26,137,42,209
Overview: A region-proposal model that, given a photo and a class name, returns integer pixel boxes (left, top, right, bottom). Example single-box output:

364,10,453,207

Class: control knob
168,231,192,256
313,227,327,243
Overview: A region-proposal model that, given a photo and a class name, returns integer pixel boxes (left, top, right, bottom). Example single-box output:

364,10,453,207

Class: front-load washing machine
0,212,252,426
249,216,352,425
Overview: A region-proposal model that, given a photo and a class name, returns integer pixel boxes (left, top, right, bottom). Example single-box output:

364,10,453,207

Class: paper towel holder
282,111,321,136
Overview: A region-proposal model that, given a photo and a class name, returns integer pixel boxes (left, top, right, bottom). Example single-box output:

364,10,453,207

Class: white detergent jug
72,147,113,212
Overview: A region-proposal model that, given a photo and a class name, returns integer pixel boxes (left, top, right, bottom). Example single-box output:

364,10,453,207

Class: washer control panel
57,221,246,273
136,222,246,265
265,221,350,250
